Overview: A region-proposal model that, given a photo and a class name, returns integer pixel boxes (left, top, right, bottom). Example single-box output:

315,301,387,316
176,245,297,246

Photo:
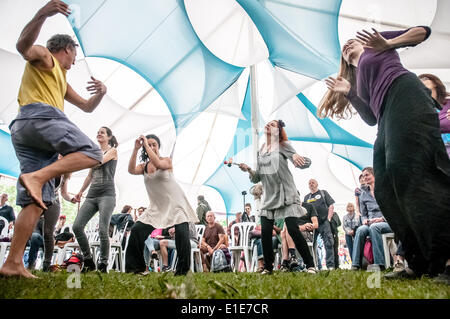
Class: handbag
363,238,374,265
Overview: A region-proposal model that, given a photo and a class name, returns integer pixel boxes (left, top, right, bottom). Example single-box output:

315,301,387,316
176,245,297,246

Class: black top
110,213,135,231
241,212,255,223
0,205,15,223
304,190,335,224
296,202,318,225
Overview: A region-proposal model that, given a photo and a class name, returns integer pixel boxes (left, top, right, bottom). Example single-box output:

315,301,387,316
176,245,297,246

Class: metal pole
250,64,260,168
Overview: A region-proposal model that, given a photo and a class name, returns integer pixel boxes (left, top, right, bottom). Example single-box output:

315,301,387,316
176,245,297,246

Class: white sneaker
307,267,317,274
393,260,405,273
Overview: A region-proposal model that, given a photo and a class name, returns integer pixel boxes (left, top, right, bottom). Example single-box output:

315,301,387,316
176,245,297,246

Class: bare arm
101,147,117,164
311,216,319,229
128,140,145,175
356,27,430,52
65,80,107,113
140,136,172,170
16,1,70,67
213,233,226,251
327,204,335,222
60,173,75,203
74,169,93,201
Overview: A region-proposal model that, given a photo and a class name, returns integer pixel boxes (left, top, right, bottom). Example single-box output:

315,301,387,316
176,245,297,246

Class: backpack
62,252,84,269
210,248,231,272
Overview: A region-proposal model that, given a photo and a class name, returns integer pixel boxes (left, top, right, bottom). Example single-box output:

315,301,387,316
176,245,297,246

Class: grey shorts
9,103,102,207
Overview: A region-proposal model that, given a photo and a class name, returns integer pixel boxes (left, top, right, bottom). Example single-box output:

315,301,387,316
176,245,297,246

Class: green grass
0,270,449,299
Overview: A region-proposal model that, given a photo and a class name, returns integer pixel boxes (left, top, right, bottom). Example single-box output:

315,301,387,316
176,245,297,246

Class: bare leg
159,240,169,267
286,232,295,249
0,204,43,278
281,226,289,261
19,152,99,210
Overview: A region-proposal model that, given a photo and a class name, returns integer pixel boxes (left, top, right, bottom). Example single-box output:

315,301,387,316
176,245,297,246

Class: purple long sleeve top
439,100,450,133
346,26,432,124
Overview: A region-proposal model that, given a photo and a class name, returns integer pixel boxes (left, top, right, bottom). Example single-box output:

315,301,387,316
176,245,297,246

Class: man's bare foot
0,264,39,279
19,173,47,210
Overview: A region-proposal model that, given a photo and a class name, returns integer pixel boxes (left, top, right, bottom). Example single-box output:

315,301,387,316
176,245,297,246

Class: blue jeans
253,236,279,260
345,234,355,261
27,232,43,268
143,237,161,266
313,221,335,268
352,222,392,267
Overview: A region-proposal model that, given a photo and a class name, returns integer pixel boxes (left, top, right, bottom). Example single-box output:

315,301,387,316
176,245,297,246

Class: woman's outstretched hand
356,28,391,52
238,163,251,172
324,76,351,94
292,154,307,167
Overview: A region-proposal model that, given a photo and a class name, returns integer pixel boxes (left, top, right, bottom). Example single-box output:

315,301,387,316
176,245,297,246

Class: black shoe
433,273,450,285
384,269,417,280
42,262,51,272
97,263,108,273
279,264,291,272
82,258,96,272
288,257,299,270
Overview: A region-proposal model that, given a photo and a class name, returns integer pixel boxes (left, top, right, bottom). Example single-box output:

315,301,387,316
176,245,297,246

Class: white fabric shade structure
0,0,448,219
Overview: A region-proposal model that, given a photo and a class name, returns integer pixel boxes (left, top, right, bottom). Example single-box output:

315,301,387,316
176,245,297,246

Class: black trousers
261,216,314,271
373,73,450,276
125,221,191,274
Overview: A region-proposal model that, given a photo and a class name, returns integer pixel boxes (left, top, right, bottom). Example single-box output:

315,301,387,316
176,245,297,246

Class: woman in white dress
125,134,199,275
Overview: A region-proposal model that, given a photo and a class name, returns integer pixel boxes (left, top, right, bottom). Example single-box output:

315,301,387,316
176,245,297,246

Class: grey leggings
42,199,60,267
73,196,115,264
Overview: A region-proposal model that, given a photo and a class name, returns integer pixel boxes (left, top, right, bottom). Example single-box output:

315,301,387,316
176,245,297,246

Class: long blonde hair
317,55,357,120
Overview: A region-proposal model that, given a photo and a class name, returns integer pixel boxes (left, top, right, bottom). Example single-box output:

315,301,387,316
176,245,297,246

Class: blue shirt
359,185,385,223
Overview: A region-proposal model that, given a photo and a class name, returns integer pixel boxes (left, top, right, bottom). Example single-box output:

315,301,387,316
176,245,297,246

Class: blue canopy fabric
65,0,244,131
293,93,373,170
237,0,341,79
0,129,20,178
205,146,255,216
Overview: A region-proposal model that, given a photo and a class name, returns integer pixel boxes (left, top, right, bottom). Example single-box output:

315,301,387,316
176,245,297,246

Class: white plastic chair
107,221,128,272
382,232,396,268
0,216,10,237
169,224,205,273
229,222,255,272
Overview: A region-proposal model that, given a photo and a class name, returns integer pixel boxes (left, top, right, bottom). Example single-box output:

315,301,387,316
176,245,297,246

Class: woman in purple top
418,73,450,157
318,26,450,279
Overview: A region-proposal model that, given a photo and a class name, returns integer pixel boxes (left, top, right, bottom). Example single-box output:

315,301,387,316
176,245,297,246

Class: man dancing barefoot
0,0,106,278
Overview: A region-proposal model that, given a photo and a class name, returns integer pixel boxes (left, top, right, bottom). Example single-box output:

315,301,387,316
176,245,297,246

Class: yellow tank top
17,55,67,111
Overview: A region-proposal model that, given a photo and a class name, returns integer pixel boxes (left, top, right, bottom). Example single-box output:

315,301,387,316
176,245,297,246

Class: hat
59,215,66,219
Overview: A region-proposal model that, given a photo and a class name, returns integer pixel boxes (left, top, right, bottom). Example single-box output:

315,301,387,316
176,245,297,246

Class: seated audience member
25,217,44,270
54,215,67,236
159,222,199,271
0,193,15,235
280,201,318,271
343,203,361,261
110,205,135,237
134,207,146,222
252,219,283,272
54,226,75,248
200,211,228,272
228,212,242,245
352,167,392,271
241,203,256,223
142,228,166,272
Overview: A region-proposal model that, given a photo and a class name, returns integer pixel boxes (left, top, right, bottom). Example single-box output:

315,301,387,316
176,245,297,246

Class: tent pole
250,64,259,168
